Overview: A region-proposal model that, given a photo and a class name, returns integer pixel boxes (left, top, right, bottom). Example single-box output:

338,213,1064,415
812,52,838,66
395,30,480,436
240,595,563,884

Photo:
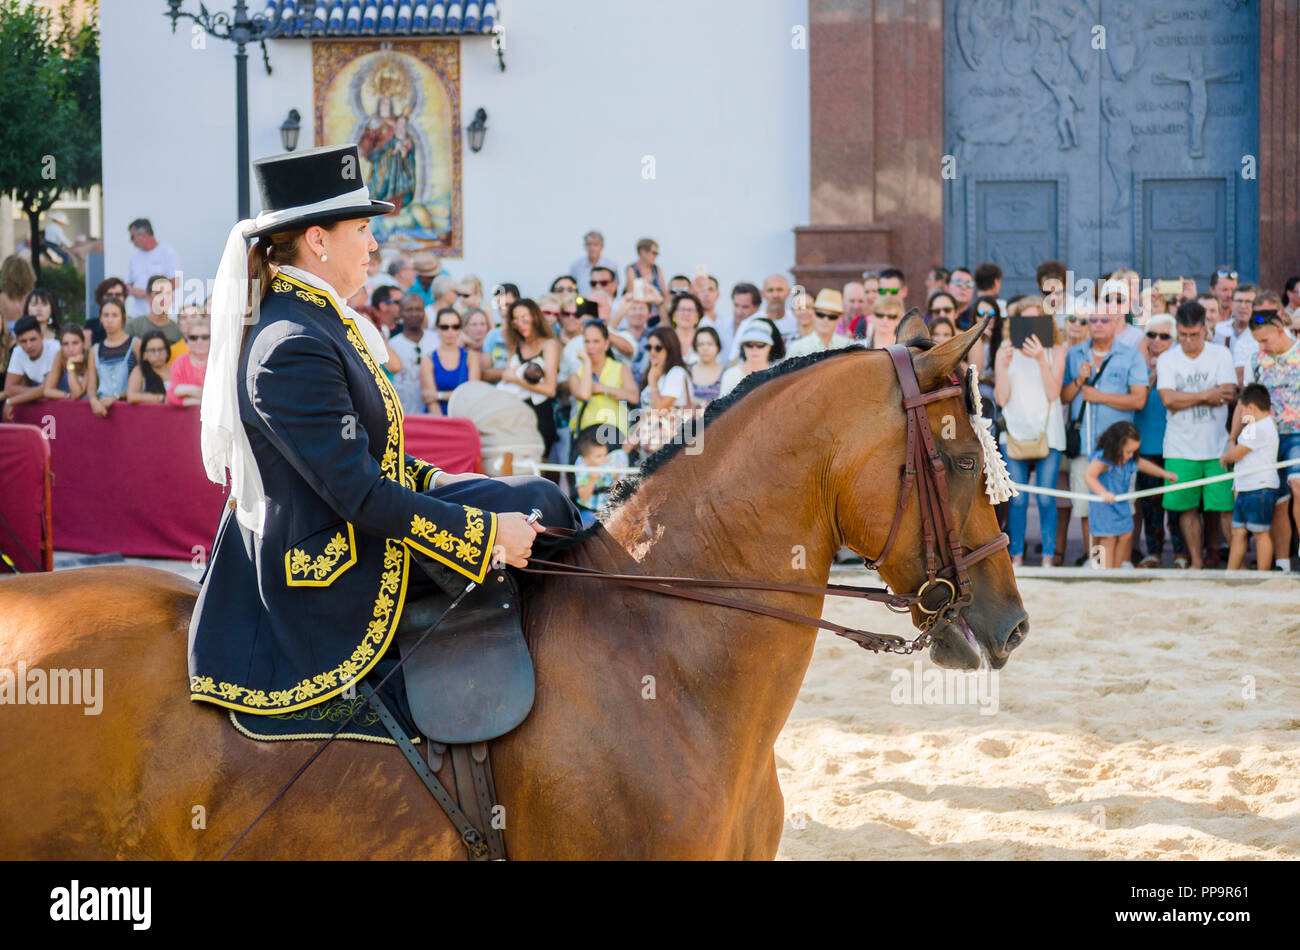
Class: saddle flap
397,569,535,744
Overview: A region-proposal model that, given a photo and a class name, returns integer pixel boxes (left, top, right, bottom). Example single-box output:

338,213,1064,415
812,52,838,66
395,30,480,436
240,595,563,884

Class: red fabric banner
11,402,228,560
403,415,482,475
10,402,483,560
0,423,53,572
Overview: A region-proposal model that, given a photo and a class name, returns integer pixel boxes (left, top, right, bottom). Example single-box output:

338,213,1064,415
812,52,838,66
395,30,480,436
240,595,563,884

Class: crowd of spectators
0,218,205,422
3,219,1298,573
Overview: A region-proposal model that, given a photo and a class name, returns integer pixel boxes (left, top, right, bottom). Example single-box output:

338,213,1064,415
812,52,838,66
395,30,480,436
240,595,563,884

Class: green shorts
1162,457,1234,512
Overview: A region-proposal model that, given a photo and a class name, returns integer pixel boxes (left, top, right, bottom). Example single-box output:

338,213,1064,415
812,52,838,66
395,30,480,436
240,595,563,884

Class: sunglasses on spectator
1065,315,1085,324
930,305,954,314
873,312,900,320
975,309,997,318
951,279,974,288
437,322,461,330
814,311,838,320
1215,268,1238,279
742,341,769,349
1250,310,1281,326
1145,331,1172,340
1102,295,1125,304
456,291,473,298
646,343,665,352
590,278,613,287
560,309,579,318
186,334,210,341
540,309,561,318
1087,316,1111,324
876,287,901,295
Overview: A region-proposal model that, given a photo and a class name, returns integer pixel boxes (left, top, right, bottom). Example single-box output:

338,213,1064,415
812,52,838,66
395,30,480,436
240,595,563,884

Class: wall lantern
280,109,301,152
466,108,488,153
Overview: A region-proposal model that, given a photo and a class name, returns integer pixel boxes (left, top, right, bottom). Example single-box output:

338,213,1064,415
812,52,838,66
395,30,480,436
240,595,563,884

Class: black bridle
523,343,1009,654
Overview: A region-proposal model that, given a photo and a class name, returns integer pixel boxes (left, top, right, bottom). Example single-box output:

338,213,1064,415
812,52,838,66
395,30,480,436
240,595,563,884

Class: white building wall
101,0,809,305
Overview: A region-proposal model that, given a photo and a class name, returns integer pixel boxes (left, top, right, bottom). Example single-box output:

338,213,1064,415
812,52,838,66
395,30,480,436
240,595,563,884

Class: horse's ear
896,308,930,348
913,312,993,391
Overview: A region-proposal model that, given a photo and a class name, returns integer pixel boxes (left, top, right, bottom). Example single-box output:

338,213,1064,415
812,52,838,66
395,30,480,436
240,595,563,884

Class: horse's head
832,312,1028,670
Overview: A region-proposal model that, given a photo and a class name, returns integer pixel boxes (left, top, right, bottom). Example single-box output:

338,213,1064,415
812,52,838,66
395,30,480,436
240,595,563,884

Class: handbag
1006,349,1051,460
1007,430,1049,460
1064,353,1113,459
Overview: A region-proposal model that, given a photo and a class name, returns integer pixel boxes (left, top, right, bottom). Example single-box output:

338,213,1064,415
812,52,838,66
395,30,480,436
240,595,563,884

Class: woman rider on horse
188,144,581,717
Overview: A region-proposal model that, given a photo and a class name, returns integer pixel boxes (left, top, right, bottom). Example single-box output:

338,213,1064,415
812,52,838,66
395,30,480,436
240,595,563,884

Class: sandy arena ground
775,576,1300,860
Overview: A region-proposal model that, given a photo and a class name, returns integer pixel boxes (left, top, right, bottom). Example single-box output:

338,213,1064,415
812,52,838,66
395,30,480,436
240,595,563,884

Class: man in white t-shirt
387,295,431,415
1157,300,1237,568
125,218,182,319
1212,283,1257,380
754,274,798,341
1,317,57,420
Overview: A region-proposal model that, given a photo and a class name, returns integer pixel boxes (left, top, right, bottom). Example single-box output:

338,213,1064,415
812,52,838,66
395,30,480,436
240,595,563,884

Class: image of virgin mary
359,95,418,213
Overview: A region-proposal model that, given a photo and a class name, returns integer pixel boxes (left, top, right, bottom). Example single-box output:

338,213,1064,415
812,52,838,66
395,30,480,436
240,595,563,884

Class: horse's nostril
1004,620,1028,652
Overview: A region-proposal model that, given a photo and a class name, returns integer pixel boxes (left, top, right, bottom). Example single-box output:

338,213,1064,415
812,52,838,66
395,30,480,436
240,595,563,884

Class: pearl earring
320,253,328,262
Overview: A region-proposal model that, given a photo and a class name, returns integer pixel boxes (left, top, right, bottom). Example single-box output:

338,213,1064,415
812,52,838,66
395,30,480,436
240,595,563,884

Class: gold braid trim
284,524,357,587
191,540,409,713
191,273,415,715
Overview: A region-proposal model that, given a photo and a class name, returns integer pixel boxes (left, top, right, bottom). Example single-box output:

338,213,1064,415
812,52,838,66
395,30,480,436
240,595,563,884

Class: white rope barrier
1009,457,1300,504
520,461,641,476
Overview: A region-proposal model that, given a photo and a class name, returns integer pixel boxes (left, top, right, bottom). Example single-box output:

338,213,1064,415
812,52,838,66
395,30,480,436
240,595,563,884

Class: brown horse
0,320,1026,859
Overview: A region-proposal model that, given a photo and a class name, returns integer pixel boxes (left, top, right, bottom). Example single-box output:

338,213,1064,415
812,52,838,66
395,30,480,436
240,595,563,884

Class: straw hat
414,251,442,277
812,288,844,315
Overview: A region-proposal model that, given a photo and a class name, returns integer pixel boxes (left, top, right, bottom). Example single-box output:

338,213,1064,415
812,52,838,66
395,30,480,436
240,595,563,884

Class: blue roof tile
261,0,496,36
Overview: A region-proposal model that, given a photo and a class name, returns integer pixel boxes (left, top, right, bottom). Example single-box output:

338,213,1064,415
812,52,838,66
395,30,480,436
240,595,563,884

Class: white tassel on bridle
967,364,1017,505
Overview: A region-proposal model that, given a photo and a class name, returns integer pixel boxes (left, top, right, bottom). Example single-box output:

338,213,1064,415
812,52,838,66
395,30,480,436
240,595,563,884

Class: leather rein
522,344,1008,655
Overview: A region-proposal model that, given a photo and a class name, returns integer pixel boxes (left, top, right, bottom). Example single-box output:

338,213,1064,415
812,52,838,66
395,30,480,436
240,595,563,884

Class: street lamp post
165,1,274,220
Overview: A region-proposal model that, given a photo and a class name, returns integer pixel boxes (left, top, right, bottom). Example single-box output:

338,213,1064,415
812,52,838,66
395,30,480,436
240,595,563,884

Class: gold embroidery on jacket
284,523,357,587
409,514,479,562
190,274,412,714
269,276,325,307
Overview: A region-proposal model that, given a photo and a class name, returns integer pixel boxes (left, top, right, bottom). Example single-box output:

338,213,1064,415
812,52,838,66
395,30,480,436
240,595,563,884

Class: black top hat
247,143,394,239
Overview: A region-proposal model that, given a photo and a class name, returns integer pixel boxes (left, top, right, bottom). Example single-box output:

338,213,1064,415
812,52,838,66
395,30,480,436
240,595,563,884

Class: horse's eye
956,455,977,472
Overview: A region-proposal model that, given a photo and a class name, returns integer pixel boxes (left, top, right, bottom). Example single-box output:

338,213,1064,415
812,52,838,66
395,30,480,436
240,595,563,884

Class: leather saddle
395,565,535,745
360,559,536,860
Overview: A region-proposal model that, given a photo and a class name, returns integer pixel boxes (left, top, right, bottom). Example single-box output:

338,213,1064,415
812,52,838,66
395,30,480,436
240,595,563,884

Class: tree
0,0,101,285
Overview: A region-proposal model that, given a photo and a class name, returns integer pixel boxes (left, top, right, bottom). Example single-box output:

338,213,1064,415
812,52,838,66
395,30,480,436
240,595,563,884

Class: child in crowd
1222,384,1279,571
1085,421,1177,569
572,425,628,527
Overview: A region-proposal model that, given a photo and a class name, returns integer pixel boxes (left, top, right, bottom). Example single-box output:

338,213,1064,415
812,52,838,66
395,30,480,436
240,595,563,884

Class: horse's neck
572,386,838,744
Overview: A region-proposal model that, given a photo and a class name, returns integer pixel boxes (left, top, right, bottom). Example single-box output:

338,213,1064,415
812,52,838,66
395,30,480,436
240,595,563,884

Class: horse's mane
552,343,910,550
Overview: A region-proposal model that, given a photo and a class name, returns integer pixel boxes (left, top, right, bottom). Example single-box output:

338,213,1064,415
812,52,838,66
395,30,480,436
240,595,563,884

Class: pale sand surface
775,576,1300,860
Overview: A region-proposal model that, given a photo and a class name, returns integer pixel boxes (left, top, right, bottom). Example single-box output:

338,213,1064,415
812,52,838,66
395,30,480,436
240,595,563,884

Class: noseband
523,344,1008,655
